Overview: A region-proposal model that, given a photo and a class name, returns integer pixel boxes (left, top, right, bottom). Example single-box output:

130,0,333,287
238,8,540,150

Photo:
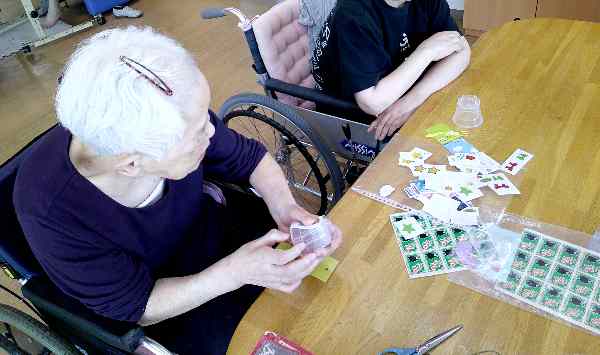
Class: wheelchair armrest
22,276,144,353
263,78,361,112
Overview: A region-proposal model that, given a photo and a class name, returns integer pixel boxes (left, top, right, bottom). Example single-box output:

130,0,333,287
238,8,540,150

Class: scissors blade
414,324,463,355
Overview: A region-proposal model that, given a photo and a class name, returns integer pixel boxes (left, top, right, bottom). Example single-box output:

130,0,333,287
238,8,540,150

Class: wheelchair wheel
218,94,344,215
0,304,79,354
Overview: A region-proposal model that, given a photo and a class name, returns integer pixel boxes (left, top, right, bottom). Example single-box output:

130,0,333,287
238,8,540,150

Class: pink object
455,241,479,268
253,0,316,109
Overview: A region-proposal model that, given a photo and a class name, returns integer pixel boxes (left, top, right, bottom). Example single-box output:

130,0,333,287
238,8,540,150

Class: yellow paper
276,243,339,282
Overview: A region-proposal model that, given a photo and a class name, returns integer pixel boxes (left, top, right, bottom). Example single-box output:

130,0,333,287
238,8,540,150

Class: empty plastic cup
452,95,483,129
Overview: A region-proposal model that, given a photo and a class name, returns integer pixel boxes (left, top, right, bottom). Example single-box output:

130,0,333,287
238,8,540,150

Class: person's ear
115,154,142,177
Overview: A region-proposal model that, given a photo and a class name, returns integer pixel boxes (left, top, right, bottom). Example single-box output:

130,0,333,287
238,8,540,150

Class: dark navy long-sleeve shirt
14,111,267,322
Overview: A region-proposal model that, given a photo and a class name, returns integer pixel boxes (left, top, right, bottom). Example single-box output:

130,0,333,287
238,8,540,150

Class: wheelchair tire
218,93,344,215
0,304,80,354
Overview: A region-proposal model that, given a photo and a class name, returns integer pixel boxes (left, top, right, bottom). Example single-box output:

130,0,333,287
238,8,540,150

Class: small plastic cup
290,216,332,254
452,95,483,129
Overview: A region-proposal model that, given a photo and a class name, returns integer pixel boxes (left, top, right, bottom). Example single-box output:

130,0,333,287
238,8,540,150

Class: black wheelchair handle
200,8,226,19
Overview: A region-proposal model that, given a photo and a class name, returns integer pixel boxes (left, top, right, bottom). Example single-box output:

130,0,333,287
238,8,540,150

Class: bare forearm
249,154,296,212
405,45,471,107
139,261,236,326
355,47,434,116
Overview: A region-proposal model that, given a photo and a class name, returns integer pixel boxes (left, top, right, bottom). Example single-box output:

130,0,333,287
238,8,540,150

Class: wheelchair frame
0,126,173,355
206,5,385,214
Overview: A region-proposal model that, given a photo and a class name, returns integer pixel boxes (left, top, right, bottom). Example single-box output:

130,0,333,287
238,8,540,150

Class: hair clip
119,55,173,96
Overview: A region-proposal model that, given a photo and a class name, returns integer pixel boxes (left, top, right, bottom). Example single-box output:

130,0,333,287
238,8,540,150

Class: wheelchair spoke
222,104,336,214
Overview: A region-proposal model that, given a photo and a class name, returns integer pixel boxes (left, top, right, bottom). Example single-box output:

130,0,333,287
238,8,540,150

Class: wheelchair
0,126,174,354
204,0,386,215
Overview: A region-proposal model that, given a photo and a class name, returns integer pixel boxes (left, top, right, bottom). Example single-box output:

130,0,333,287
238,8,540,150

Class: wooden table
228,19,600,354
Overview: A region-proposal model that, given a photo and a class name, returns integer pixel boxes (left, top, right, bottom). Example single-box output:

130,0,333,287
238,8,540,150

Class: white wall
447,0,464,10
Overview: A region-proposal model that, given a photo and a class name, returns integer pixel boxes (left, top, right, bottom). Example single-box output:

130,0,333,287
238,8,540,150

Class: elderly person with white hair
14,26,342,354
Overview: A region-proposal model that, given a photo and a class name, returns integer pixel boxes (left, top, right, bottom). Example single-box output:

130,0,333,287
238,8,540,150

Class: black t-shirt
312,0,458,119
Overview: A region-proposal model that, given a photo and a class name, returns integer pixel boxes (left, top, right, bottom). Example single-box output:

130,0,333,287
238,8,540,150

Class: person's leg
220,186,278,253
39,0,60,28
145,283,262,355
145,188,274,354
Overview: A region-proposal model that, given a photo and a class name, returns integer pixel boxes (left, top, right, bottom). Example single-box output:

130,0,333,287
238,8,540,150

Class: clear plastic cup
290,216,333,254
452,95,483,129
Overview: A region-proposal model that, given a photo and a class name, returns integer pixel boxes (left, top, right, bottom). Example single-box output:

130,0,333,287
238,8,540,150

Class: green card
276,242,339,282
425,123,452,136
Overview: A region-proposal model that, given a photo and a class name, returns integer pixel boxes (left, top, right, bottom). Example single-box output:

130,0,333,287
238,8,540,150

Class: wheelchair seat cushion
253,0,316,109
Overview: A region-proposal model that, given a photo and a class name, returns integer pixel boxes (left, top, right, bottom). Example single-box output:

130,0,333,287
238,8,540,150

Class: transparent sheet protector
351,135,523,223
448,211,600,337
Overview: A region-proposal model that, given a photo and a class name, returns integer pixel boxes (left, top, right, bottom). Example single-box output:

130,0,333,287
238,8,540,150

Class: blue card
443,137,478,154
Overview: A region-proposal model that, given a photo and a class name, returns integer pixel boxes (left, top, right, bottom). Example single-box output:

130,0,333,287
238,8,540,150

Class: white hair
56,26,204,159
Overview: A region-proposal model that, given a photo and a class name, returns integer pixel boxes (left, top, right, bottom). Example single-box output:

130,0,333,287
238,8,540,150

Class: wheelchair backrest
0,127,54,280
2,126,148,353
253,0,316,109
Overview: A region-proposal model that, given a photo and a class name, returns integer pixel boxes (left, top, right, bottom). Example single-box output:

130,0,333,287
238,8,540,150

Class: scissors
378,324,463,355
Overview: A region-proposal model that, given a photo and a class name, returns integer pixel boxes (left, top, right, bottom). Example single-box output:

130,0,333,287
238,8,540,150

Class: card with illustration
502,148,534,175
390,212,467,278
392,216,425,240
496,229,600,335
478,173,520,196
443,137,478,154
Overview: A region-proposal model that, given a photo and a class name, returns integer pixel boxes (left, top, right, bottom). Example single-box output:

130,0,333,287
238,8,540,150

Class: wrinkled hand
418,31,467,61
270,203,343,258
271,203,318,233
222,229,322,293
368,98,417,140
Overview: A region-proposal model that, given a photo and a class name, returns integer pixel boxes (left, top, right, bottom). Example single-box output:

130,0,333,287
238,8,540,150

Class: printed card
502,148,534,175
540,286,564,311
479,173,520,195
496,229,600,336
389,212,467,278
393,217,425,239
398,147,432,167
443,137,478,154
410,164,447,178
586,304,600,330
454,185,484,202
409,147,432,161
403,183,421,199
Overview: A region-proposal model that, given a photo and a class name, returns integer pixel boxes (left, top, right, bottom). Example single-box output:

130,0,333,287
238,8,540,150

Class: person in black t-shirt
312,0,471,140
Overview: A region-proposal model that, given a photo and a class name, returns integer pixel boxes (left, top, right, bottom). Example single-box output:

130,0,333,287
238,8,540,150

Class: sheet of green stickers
389,211,468,279
496,229,600,335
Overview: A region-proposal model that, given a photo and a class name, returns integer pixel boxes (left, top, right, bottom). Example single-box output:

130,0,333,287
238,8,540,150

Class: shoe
37,0,49,17
112,6,143,18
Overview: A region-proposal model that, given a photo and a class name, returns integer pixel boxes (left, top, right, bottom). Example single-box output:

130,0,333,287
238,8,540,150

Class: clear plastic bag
454,224,522,283
448,211,599,337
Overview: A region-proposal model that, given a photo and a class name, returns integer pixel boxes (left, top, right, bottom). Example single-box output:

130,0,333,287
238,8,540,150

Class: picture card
503,148,534,175
398,147,432,167
389,211,467,278
478,173,520,196
443,137,478,154
496,229,600,336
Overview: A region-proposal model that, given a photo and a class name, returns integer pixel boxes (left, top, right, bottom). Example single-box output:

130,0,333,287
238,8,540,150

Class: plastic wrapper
454,224,521,283
448,211,600,337
290,216,333,254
